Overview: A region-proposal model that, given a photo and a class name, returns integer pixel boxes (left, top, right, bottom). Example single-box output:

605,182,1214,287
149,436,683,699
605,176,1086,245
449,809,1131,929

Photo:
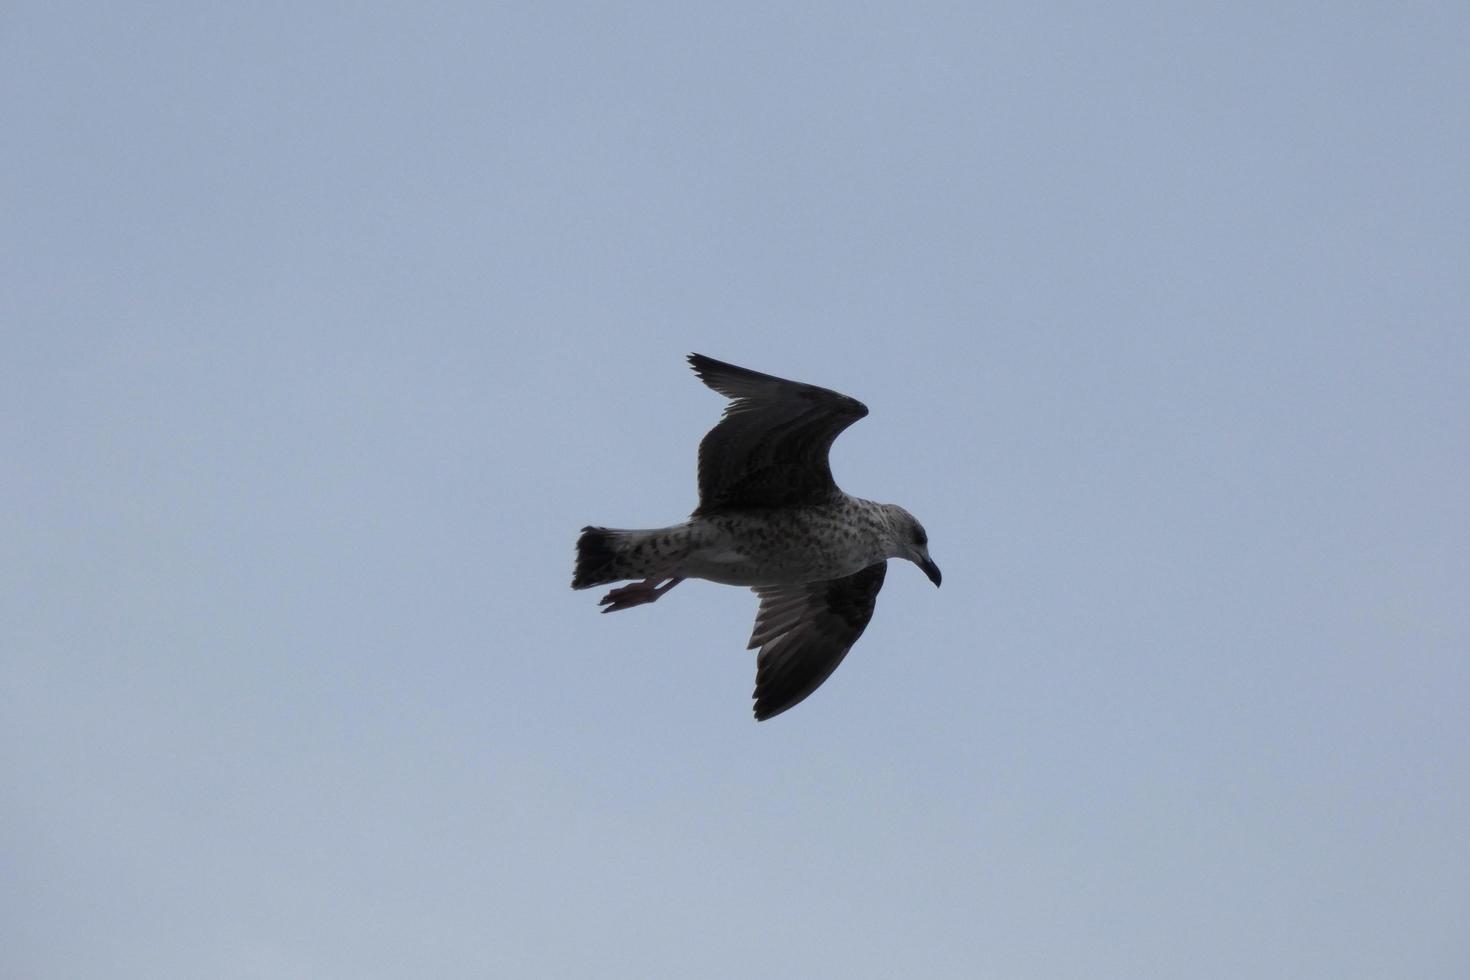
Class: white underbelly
682,541,872,587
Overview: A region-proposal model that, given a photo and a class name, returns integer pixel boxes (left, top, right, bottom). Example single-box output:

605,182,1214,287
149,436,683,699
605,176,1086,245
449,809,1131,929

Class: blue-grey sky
4,4,1468,978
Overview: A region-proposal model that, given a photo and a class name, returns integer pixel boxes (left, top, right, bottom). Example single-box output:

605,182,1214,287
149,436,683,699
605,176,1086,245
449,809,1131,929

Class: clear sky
4,3,1468,978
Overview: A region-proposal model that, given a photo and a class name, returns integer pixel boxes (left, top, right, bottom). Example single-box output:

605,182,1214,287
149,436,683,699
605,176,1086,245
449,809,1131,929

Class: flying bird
572,354,941,721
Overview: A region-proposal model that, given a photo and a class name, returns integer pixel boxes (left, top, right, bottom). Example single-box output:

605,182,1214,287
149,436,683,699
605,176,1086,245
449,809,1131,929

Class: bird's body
573,354,940,721
576,497,896,589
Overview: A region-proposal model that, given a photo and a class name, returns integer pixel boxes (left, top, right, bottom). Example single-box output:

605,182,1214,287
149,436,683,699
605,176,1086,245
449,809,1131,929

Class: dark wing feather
748,561,887,721
687,353,868,513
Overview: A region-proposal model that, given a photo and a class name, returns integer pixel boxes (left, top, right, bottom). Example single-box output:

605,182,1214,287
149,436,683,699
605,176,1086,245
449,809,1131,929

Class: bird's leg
598,577,684,613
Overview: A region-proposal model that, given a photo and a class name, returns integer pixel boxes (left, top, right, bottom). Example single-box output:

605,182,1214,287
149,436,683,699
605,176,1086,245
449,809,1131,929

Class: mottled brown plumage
573,354,940,720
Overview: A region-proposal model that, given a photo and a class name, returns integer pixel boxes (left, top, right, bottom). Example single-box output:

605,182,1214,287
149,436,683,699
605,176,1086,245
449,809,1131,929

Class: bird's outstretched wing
747,561,887,721
687,353,868,513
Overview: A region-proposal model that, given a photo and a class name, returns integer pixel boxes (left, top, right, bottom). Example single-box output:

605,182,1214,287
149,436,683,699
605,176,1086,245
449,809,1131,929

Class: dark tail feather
573,526,622,589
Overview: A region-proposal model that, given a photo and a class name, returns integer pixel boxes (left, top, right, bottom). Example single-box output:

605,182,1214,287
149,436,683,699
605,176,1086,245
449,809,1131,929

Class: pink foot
598,577,684,613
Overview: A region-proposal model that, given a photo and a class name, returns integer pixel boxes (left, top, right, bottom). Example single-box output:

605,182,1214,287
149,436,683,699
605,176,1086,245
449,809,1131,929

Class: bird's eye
914,529,927,547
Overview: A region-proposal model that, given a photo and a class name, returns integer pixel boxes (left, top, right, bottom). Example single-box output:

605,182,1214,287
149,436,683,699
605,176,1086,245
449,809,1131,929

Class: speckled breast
684,499,888,586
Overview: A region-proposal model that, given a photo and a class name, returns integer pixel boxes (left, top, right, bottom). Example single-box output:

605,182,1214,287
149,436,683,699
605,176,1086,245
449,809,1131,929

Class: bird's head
883,505,941,587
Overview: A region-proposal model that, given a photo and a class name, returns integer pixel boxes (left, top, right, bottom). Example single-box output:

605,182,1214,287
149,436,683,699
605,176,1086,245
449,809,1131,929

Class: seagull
572,353,941,721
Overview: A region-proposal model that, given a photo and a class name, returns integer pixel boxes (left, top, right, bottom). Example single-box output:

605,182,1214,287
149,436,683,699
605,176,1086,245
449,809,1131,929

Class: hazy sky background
4,3,1468,978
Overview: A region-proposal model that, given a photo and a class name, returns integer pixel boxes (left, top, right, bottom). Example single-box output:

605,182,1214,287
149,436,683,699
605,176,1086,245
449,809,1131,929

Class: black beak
920,557,942,588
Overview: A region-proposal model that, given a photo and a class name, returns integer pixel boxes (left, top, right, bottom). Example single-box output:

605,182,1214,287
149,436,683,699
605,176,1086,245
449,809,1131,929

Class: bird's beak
919,556,942,588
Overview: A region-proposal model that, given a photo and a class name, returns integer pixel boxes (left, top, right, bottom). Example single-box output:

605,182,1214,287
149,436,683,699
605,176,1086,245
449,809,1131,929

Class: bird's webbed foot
597,577,684,613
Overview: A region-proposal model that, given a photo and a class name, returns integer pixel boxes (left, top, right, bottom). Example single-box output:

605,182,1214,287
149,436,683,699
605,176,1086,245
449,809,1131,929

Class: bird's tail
572,526,675,589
